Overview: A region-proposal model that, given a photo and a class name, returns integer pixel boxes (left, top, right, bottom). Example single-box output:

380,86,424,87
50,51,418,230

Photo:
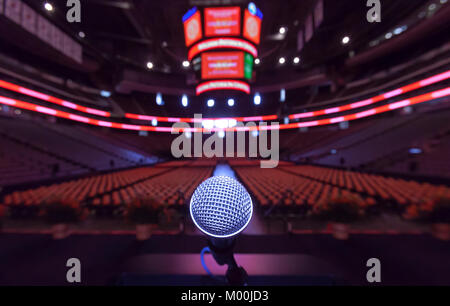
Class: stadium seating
380,128,450,178
2,167,168,206
294,108,450,171
0,116,154,186
282,166,450,206
90,166,213,208
233,166,373,211
0,128,84,186
233,164,450,213
2,162,213,216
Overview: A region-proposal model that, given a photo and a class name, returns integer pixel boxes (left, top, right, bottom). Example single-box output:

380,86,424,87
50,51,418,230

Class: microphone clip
207,238,248,286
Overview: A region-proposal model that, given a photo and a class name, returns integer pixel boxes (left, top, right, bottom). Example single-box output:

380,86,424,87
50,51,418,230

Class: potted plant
160,203,182,231
0,205,8,232
311,194,366,240
403,196,450,241
125,197,161,240
41,198,86,240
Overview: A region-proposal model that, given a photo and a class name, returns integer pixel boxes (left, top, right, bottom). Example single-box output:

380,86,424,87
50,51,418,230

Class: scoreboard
182,2,263,95
183,8,203,47
204,7,241,37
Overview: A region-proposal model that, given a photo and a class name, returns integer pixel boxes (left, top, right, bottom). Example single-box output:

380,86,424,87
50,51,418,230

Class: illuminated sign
2,70,449,123
182,4,263,93
188,37,257,60
201,51,245,79
196,80,251,95
244,53,254,80
1,88,449,132
183,8,202,47
243,9,262,45
204,7,241,36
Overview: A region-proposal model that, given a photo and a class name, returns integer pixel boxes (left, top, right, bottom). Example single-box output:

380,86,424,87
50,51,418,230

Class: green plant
311,194,367,224
0,205,8,219
125,197,161,225
41,198,85,225
403,196,450,224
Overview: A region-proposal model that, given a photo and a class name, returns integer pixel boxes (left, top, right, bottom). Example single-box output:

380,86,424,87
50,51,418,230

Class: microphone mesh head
190,176,253,238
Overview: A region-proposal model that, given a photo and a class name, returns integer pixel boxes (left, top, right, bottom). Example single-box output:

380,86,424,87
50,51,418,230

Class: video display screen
243,8,262,45
201,51,254,80
243,52,254,79
201,51,244,79
204,7,241,37
183,8,202,47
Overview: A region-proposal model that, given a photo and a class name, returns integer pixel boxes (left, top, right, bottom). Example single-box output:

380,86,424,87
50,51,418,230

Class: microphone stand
208,237,248,286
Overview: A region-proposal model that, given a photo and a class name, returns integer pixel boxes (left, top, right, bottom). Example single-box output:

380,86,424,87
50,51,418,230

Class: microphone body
190,176,253,285
190,176,253,239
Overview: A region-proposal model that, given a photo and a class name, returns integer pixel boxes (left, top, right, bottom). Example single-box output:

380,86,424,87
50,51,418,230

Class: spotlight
156,93,164,105
409,148,422,155
182,60,190,68
151,119,158,126
393,27,403,35
218,131,225,138
185,131,192,139
254,58,260,65
146,62,154,69
251,130,259,137
182,95,188,107
293,57,300,64
78,31,85,38
100,90,111,98
215,119,229,129
279,27,287,35
44,2,54,11
385,32,393,39
342,36,350,45
228,99,235,107
202,120,214,130
207,99,215,107
280,89,286,102
254,93,261,105
279,57,286,65
248,2,257,15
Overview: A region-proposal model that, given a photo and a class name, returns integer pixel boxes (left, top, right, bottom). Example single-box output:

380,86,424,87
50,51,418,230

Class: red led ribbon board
201,51,245,80
183,10,202,47
204,7,241,37
188,38,258,60
243,9,262,45
1,88,449,132
196,80,251,95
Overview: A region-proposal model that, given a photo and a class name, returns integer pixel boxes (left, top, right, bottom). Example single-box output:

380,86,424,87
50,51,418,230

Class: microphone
190,176,253,285
190,175,253,238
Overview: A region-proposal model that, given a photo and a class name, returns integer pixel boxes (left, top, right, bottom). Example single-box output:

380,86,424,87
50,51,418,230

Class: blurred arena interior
0,0,449,286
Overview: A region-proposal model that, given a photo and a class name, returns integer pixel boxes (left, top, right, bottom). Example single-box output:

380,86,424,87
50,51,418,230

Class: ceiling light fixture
44,2,54,11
